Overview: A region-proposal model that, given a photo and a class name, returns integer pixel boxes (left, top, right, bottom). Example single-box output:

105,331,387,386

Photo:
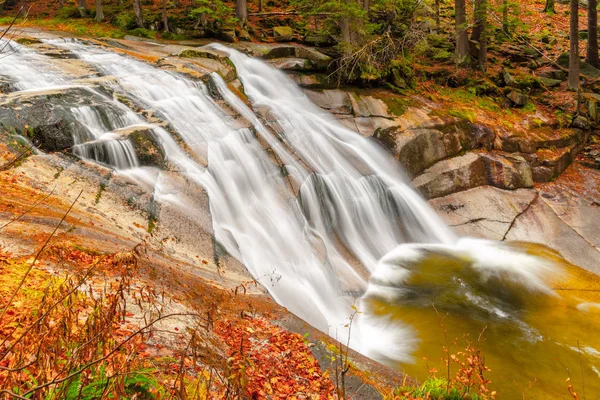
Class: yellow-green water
363,242,600,399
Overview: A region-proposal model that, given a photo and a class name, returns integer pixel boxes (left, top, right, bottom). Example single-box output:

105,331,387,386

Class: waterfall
2,38,579,371
0,40,141,170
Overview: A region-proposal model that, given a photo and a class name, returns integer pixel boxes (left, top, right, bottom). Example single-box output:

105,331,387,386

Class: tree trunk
236,0,248,25
471,0,484,42
587,0,599,67
455,0,469,66
258,0,263,12
77,0,88,17
569,0,580,90
162,0,169,32
95,0,104,22
544,0,555,14
133,0,144,28
473,0,488,72
435,0,440,32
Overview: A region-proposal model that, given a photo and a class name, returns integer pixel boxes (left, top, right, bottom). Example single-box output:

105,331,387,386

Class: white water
1,37,569,364
0,40,141,169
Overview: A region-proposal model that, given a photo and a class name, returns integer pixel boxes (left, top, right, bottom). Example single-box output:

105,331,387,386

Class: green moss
431,48,453,62
127,28,156,39
15,37,42,45
382,97,411,116
449,109,476,123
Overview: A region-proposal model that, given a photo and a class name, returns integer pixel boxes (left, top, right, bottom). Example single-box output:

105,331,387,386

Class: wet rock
268,57,312,71
412,152,533,199
177,47,228,61
304,89,352,115
287,73,332,88
15,37,42,45
505,195,600,275
412,153,487,199
507,90,528,107
0,87,130,153
429,186,537,240
127,128,166,168
375,121,495,178
0,75,15,93
273,26,294,42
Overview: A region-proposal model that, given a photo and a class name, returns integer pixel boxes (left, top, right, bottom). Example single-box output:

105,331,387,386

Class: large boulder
0,86,132,153
374,121,494,178
411,152,533,199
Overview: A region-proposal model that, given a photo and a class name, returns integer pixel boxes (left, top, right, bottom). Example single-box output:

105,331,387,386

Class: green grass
396,377,488,400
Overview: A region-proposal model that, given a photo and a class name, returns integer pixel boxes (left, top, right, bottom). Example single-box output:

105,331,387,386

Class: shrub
128,28,157,39
56,6,80,19
113,12,137,30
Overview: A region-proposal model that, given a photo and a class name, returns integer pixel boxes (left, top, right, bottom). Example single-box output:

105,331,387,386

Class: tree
569,0,580,90
95,0,104,22
471,0,485,42
502,0,509,33
455,0,469,66
587,0,599,67
77,0,88,17
236,0,247,25
133,0,144,28
162,0,170,32
435,0,440,32
472,0,487,71
543,0,555,14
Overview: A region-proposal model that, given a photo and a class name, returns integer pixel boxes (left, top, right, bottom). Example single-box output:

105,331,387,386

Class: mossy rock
273,26,294,41
0,87,127,153
507,90,529,107
15,37,42,45
557,53,600,79
178,48,224,60
303,34,336,47
128,129,166,168
539,77,562,88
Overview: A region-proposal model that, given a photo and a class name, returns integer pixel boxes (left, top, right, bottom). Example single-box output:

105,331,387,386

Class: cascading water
0,40,141,170
3,36,600,397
